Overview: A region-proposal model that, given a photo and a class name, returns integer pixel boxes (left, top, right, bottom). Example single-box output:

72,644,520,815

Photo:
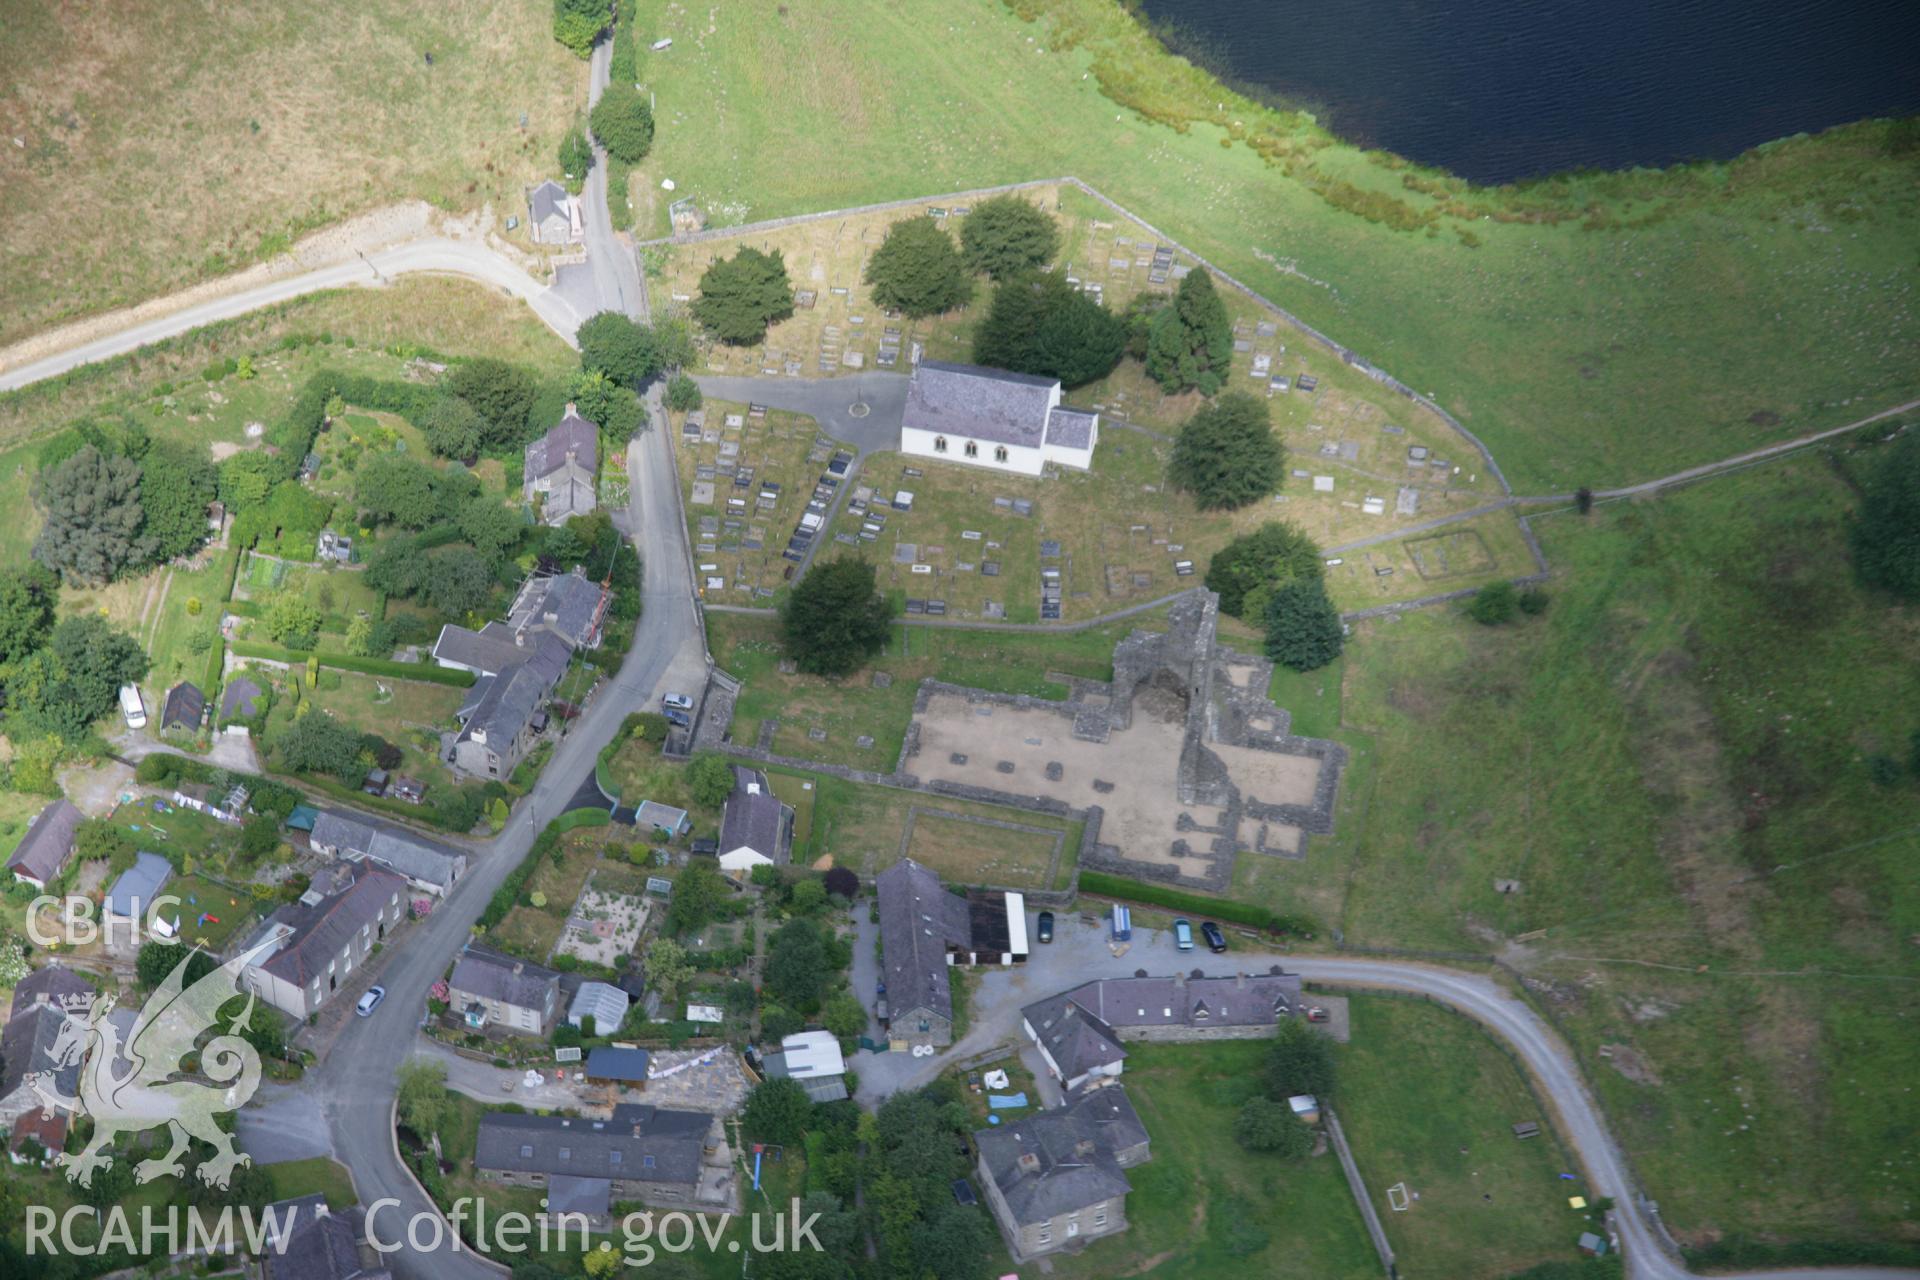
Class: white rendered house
900,361,1098,476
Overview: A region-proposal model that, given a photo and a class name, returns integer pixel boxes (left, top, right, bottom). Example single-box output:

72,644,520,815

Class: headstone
1313,475,1335,493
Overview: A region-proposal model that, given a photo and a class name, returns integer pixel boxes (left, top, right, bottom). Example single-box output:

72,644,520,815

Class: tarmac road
0,238,584,392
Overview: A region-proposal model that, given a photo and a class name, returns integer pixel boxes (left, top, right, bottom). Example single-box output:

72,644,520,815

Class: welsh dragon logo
34,940,274,1189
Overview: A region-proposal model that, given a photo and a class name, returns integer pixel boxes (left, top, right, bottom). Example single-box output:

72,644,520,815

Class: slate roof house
259,1194,391,1280
220,675,265,725
431,568,608,781
975,1085,1151,1262
717,767,793,873
0,966,93,1150
475,1103,725,1227
524,404,598,526
875,858,971,1048
900,360,1099,477
448,946,560,1036
528,180,582,245
5,799,81,890
447,632,571,780
160,681,206,732
309,810,467,896
103,851,176,934
242,864,408,1020
1022,970,1304,1093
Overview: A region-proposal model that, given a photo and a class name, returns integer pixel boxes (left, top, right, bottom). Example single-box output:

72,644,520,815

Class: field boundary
898,804,1068,891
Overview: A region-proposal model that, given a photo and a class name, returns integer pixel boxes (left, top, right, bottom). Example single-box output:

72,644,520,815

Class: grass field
631,0,1919,491
1213,448,1920,1252
1338,997,1597,1278
709,608,1139,772
766,766,1079,888
1039,1039,1380,1280
0,0,584,346
261,1157,359,1208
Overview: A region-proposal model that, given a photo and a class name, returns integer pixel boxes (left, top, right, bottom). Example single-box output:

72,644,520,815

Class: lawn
709,607,1139,773
0,0,584,347
677,400,856,606
256,665,466,791
631,0,1918,493
261,1156,359,1208
1337,996,1597,1278
1039,1039,1380,1280
1266,448,1920,1254
768,767,1080,889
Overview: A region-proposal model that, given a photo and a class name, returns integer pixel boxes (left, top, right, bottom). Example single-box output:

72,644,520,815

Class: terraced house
241,864,408,1019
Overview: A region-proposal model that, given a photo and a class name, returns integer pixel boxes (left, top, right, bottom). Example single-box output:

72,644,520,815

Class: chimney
1017,1152,1041,1174
1172,971,1186,989
472,727,488,745
1073,1139,1096,1160
565,401,578,416
1235,972,1247,989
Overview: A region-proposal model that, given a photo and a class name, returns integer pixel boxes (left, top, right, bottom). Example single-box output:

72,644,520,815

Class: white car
661,693,694,711
356,986,386,1017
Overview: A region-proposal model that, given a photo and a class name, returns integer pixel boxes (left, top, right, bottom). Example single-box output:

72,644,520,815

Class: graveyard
675,398,859,604
662,180,1537,614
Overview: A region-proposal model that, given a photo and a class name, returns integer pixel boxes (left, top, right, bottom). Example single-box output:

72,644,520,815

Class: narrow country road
0,239,584,391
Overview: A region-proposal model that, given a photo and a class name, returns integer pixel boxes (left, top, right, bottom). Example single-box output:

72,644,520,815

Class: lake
1135,0,1920,184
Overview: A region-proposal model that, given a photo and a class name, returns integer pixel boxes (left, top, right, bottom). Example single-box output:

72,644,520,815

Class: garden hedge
1076,870,1318,936
229,640,475,687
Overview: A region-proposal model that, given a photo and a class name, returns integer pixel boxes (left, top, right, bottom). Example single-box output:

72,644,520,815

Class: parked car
1306,1006,1331,1023
662,693,694,711
664,708,692,728
1201,921,1227,953
1172,918,1194,951
1036,910,1054,944
356,986,386,1017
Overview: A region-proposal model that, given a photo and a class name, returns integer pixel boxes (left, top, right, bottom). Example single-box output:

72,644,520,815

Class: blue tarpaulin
988,1092,1028,1109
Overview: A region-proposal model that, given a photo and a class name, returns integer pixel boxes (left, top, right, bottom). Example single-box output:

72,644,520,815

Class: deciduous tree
765,918,829,1011
139,445,218,562
355,456,441,529
423,396,485,462
686,752,735,808
865,217,973,318
0,563,59,665
1264,1018,1338,1100
557,123,593,188
1235,1096,1313,1155
578,312,660,386
276,710,366,782
425,546,497,617
551,0,606,57
589,82,655,164
261,592,323,649
742,1077,811,1145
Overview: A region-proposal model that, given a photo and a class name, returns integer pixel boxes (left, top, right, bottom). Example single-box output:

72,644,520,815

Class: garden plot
555,881,651,968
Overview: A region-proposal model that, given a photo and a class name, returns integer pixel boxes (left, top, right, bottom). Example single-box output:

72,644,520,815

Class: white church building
900,360,1099,477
